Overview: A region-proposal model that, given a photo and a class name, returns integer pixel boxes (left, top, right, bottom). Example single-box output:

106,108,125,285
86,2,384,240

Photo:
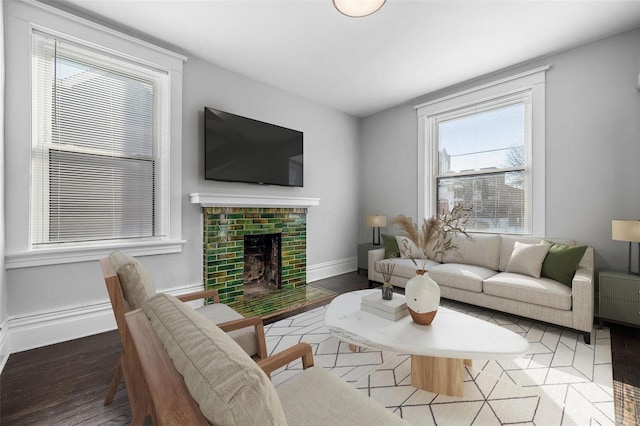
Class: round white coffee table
325,289,530,396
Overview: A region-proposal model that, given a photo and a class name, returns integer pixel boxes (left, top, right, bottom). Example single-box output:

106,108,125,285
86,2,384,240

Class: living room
0,0,639,424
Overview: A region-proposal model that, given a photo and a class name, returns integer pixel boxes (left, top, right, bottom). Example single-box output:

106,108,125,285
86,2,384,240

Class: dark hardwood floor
610,324,640,425
1,272,638,425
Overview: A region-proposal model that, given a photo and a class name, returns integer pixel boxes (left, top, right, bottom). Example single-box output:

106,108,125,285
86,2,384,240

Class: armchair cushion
277,365,407,425
108,251,155,309
196,303,258,357
143,293,286,426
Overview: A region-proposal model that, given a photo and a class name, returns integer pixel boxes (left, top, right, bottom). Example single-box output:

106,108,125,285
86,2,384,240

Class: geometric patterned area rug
264,299,614,425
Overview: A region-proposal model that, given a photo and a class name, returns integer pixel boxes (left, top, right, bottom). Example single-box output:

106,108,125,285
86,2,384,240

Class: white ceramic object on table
405,271,440,325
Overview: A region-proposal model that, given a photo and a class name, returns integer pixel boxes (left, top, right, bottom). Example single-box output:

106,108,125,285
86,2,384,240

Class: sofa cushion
143,293,286,426
376,258,441,280
438,233,501,270
395,236,425,259
499,235,575,272
109,251,155,309
277,365,408,425
196,303,258,357
540,241,588,287
428,263,497,293
505,241,550,278
382,234,400,258
483,272,572,311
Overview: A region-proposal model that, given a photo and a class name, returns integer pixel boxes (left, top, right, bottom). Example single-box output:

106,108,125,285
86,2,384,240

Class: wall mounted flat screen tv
204,107,303,187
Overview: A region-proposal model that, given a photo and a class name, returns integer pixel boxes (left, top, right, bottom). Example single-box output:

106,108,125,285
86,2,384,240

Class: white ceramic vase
405,270,440,325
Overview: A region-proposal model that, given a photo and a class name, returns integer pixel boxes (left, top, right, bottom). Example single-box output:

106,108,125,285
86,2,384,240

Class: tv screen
204,107,303,187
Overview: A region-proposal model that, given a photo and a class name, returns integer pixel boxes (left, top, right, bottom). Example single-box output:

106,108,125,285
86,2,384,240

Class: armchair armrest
177,289,220,303
218,316,268,360
257,342,315,379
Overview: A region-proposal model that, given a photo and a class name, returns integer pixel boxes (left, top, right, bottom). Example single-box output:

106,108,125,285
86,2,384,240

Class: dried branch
432,203,472,261
391,215,440,270
392,215,420,246
391,203,472,266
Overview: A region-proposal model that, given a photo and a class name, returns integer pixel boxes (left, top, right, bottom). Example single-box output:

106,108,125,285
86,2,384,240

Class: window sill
5,239,186,269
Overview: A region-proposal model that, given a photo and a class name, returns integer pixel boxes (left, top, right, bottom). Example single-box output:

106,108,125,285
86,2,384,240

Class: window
31,31,169,247
435,93,530,233
416,66,548,235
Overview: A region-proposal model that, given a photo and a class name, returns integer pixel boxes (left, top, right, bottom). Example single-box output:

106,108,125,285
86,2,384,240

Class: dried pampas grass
391,215,440,259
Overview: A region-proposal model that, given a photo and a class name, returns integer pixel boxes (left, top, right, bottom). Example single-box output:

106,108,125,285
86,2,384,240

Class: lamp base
625,242,640,276
372,227,382,245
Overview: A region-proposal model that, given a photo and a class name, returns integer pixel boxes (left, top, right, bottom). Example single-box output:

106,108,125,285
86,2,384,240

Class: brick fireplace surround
203,207,307,303
192,193,321,304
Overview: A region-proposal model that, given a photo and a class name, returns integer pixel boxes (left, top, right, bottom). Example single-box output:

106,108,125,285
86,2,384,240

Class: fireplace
243,233,281,296
201,206,308,304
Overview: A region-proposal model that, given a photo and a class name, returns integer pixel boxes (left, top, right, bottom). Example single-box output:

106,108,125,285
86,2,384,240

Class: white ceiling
55,0,640,117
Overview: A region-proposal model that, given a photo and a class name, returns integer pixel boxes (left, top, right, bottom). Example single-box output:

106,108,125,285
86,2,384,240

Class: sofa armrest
368,248,385,281
571,247,595,333
257,342,315,379
217,316,269,360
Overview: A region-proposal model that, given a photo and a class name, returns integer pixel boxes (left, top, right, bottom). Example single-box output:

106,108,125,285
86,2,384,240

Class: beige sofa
126,292,409,425
368,233,594,344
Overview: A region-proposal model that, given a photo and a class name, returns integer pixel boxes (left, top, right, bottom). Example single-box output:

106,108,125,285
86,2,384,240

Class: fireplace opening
243,233,282,296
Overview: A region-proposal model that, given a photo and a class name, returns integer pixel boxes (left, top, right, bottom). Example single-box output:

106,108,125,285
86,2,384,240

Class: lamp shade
612,220,640,242
333,0,386,17
366,215,387,227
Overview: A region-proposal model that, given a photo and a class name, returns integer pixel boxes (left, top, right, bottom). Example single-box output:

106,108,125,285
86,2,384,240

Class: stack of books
361,292,409,321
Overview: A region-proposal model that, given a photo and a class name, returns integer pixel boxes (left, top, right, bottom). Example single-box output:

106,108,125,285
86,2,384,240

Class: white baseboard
7,283,205,354
0,320,10,373
5,260,356,355
307,257,356,283
8,304,117,354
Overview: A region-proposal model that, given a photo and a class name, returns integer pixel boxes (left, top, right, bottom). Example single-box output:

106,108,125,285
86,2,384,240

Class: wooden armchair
125,308,314,425
100,253,268,420
124,293,409,425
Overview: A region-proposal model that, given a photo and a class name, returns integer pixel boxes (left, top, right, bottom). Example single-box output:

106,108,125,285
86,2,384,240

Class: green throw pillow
540,241,588,286
381,234,400,259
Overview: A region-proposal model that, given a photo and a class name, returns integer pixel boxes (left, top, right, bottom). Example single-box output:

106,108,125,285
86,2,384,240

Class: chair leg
104,355,124,405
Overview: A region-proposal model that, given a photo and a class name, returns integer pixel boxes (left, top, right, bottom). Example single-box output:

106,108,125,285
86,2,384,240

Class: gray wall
360,28,640,273
0,0,7,363
179,56,362,285
3,2,360,351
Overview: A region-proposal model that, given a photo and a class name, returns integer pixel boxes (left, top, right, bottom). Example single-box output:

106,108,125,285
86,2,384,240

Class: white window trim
415,65,549,236
5,0,186,268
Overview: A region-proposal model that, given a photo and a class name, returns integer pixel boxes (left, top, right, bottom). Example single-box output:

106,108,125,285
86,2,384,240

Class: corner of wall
0,0,8,375
0,321,9,373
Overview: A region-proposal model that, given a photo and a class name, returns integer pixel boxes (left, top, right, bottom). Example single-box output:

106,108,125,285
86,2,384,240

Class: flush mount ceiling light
333,0,386,17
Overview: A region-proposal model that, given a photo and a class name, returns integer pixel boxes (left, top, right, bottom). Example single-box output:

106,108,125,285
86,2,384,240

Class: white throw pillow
395,236,425,259
506,241,550,278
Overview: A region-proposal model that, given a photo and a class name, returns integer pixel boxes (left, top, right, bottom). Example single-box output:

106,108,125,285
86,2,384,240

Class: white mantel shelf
189,193,320,208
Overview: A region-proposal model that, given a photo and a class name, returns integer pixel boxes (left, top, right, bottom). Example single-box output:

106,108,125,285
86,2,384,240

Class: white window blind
434,92,531,233
31,30,170,247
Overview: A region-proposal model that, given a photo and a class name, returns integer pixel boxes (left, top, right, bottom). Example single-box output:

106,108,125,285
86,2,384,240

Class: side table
599,270,640,328
357,242,380,275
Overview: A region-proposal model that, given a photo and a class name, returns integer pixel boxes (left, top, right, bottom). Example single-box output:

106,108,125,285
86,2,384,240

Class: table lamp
612,219,640,275
366,215,387,245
